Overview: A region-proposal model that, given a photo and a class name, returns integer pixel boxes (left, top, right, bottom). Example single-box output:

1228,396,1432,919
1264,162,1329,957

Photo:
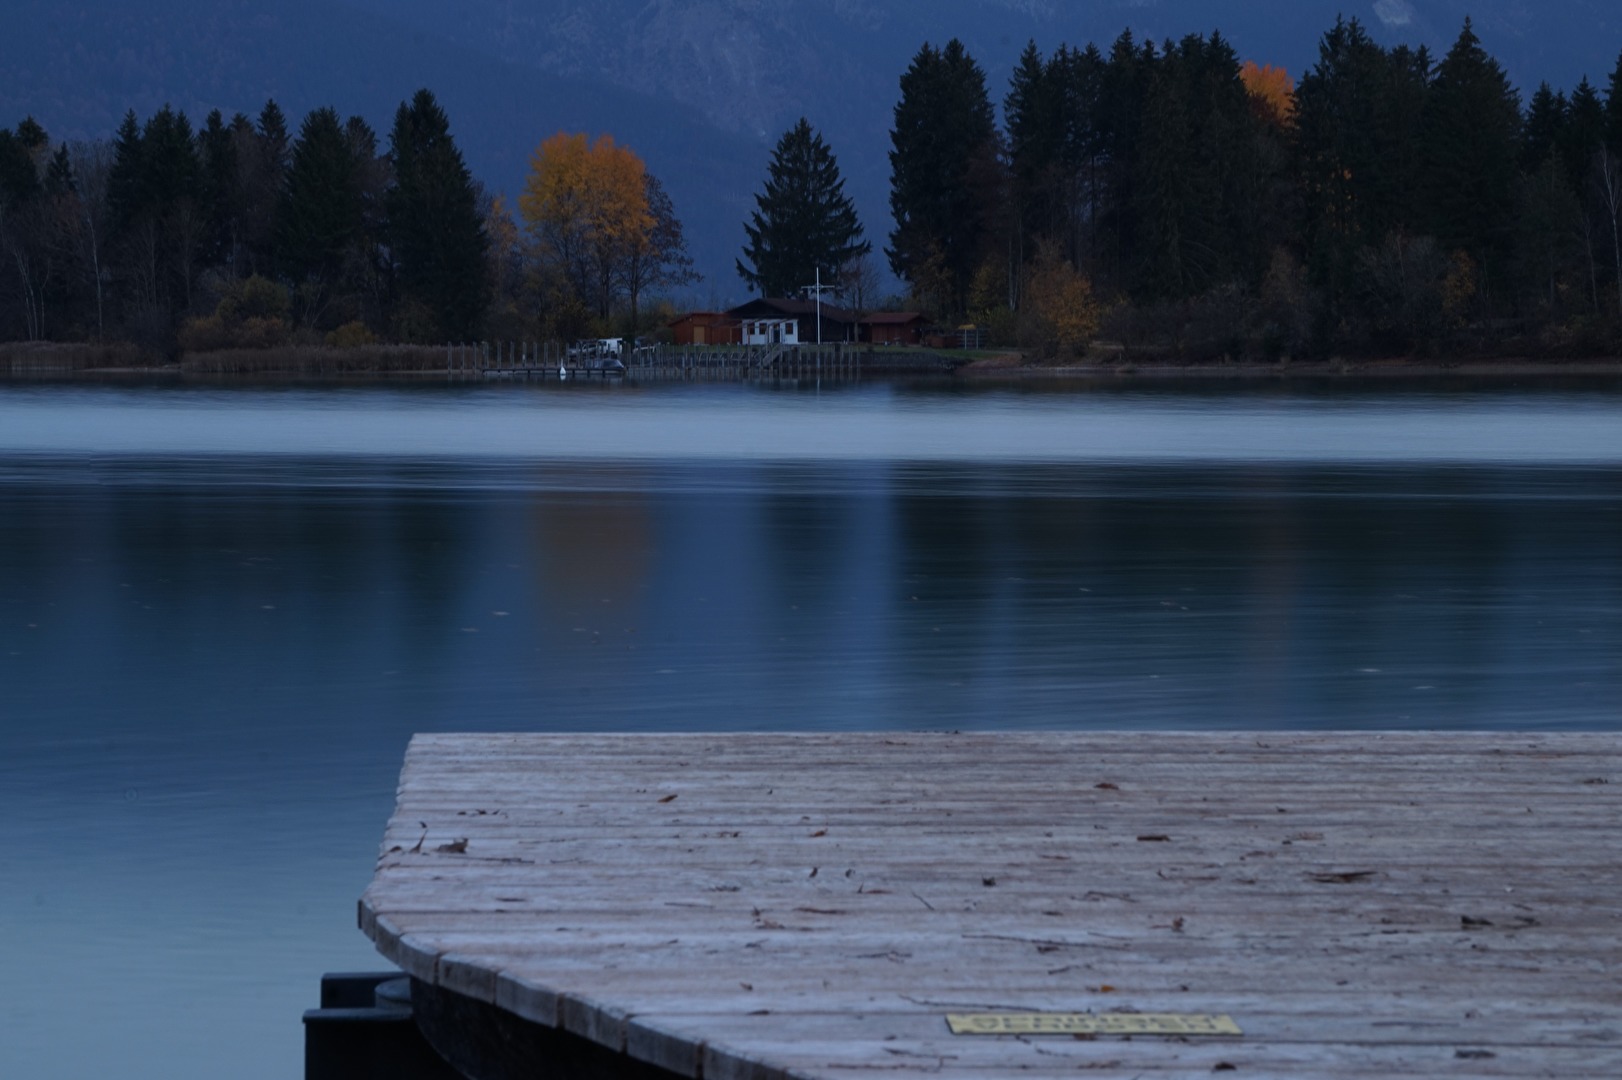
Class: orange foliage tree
1022,242,1101,356
1240,61,1296,128
519,133,653,322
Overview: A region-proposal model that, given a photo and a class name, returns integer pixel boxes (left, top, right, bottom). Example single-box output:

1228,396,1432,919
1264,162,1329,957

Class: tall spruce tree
142,106,204,316
0,130,38,203
1133,44,1195,297
737,118,868,297
239,100,290,277
255,101,291,176
0,124,47,340
1116,32,1268,299
44,145,75,196
280,106,359,292
345,116,392,330
1421,19,1522,274
1378,45,1434,237
888,39,1000,316
14,117,48,168
1005,41,1063,260
1523,84,1569,173
1056,44,1108,269
1295,19,1431,299
386,89,489,340
1095,31,1154,287
106,110,145,235
198,110,241,272
1562,78,1607,192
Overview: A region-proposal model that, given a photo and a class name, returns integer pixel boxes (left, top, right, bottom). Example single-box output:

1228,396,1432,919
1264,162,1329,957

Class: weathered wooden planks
361,732,1622,1079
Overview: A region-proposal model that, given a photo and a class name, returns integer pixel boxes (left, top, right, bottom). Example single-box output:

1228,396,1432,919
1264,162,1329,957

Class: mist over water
5,379,1622,464
3,377,1621,1078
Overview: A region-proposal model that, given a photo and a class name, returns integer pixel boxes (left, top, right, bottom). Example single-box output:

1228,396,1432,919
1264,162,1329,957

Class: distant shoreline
6,350,1622,383
960,356,1622,379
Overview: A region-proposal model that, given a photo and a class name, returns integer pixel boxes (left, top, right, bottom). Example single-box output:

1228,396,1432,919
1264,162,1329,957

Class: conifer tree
1371,44,1432,242
139,107,200,210
0,128,39,203
0,124,48,340
44,145,75,196
1095,31,1153,286
386,89,489,340
14,117,48,168
1561,79,1607,192
1133,47,1195,297
1004,41,1062,258
1421,19,1522,274
198,109,241,272
1523,84,1569,173
1056,44,1108,268
256,101,291,175
106,111,144,234
1186,32,1264,288
240,100,290,277
738,118,868,297
138,107,204,316
101,105,204,328
344,116,393,330
1298,21,1415,287
1122,32,1266,298
888,39,1000,316
280,106,359,291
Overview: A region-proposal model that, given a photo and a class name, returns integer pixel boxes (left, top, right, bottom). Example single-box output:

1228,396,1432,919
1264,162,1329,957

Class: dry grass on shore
1,341,144,372
179,344,451,374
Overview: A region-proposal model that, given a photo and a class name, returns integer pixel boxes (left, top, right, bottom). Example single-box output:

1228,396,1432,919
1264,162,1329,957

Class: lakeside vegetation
0,15,1620,365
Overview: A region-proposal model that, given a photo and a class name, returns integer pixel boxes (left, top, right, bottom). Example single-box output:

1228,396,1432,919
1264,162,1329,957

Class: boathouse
739,315,799,345
672,301,933,348
728,297,860,344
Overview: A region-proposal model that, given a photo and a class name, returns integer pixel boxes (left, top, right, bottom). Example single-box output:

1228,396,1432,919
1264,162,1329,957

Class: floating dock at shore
358,732,1622,1079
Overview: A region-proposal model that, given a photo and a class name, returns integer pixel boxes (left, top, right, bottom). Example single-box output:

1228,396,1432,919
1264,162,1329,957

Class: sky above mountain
8,2,1622,300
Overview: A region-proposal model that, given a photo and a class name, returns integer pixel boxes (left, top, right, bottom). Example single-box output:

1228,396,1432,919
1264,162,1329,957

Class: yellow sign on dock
947,1012,1243,1037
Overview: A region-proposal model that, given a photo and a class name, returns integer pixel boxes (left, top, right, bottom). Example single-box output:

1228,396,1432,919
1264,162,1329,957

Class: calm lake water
3,375,1621,1078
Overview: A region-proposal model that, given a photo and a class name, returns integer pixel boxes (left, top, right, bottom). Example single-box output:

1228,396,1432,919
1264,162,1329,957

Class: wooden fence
454,341,954,379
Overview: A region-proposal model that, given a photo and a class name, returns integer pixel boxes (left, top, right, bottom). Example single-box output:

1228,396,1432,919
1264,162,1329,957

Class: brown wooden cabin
861,311,929,345
668,312,742,346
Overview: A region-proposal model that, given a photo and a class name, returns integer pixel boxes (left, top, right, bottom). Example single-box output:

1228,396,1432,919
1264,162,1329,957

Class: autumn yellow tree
1240,61,1296,128
1021,242,1100,356
519,133,652,322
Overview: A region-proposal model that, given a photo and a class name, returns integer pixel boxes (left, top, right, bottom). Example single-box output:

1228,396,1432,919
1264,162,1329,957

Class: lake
2,374,1621,1078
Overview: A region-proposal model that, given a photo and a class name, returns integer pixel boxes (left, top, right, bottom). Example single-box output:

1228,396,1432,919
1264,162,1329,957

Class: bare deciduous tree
1596,149,1622,318
837,251,883,320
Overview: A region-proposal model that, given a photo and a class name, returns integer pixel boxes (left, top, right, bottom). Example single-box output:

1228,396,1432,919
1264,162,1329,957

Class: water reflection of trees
887,466,1622,728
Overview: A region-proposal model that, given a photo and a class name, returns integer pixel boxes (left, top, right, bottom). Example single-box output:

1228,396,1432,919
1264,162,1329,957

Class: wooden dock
360,733,1622,1079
